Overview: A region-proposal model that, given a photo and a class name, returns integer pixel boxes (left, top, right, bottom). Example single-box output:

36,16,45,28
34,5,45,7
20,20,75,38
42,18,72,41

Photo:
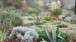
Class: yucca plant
44,24,69,42
51,9,62,17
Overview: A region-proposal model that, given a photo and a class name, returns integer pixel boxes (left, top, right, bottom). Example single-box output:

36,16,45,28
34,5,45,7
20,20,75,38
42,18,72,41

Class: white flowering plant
48,0,62,17
50,0,61,10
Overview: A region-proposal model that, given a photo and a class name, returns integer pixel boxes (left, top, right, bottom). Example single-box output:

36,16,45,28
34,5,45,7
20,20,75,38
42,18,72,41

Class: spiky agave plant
45,24,63,42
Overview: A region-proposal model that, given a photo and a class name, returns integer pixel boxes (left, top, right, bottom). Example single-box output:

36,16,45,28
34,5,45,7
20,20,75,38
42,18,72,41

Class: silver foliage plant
8,26,39,42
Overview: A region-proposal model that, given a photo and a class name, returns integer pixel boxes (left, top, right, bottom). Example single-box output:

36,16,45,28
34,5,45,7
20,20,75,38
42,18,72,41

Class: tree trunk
75,0,76,14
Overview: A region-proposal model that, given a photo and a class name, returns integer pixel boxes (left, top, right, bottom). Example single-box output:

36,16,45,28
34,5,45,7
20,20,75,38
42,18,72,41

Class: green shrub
12,16,23,26
28,8,41,25
21,12,29,16
44,17,52,21
0,10,23,31
26,23,34,26
38,30,48,40
51,9,62,16
28,18,33,20
5,6,16,10
27,8,41,15
0,32,6,42
37,30,69,42
60,32,70,42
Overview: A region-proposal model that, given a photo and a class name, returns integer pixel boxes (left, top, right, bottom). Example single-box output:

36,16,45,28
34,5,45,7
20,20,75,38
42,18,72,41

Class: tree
75,0,76,14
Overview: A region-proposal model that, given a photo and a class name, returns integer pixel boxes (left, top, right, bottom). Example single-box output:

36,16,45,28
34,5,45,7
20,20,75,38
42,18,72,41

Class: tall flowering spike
50,1,57,10
50,0,61,10
57,0,61,9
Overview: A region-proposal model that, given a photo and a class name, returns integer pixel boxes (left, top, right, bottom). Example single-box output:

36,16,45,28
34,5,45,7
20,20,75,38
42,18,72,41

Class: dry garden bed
0,7,76,42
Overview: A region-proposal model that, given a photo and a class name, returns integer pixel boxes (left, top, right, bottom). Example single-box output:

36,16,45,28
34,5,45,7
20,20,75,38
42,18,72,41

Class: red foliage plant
4,38,21,42
62,24,68,28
